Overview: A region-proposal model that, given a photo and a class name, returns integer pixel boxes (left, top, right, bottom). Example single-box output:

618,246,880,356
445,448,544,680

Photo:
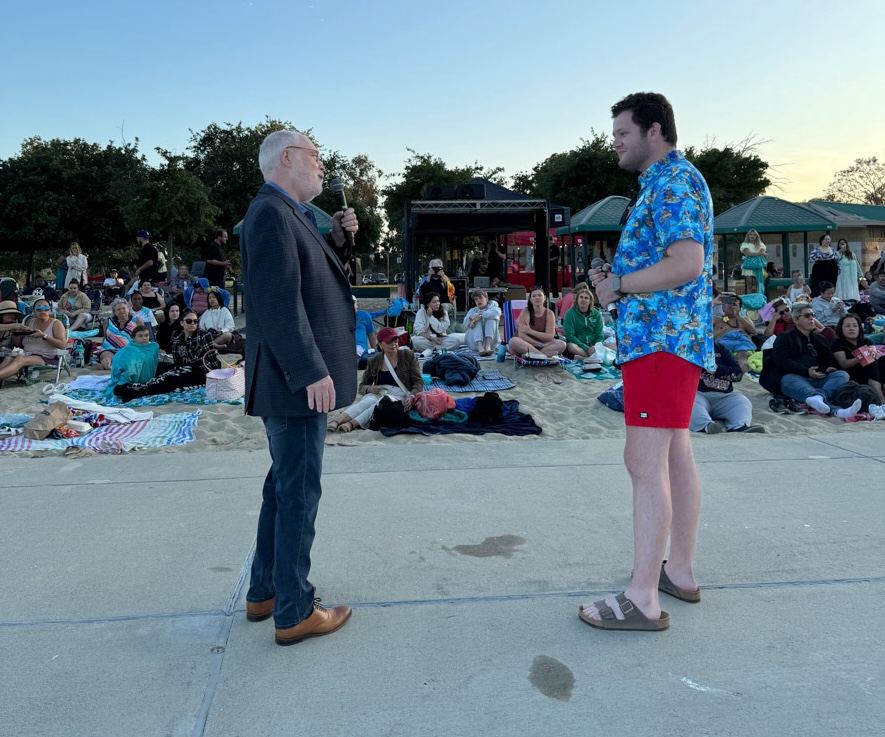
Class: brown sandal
659,561,701,603
578,593,669,631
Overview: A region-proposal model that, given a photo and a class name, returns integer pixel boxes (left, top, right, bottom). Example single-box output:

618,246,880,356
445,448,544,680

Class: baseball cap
377,327,399,344
136,230,150,239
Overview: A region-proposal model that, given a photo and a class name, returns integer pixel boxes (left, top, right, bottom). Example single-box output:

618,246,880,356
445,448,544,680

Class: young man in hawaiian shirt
582,92,715,631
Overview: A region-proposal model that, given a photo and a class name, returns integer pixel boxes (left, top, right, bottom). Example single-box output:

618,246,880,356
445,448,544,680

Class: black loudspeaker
424,184,457,199
451,277,468,312
457,183,486,200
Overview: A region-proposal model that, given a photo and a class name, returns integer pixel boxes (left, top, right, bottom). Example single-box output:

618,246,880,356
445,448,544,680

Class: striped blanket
425,369,515,393
0,411,201,453
66,386,243,407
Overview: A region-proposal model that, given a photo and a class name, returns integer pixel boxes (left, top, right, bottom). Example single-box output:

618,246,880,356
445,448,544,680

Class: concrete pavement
2,433,884,736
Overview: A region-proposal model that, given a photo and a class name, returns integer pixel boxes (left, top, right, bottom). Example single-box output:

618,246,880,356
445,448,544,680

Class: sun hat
0,300,24,319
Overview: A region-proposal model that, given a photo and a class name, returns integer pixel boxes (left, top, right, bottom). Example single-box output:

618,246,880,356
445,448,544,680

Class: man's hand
331,208,359,248
808,366,826,379
589,269,618,312
306,376,335,413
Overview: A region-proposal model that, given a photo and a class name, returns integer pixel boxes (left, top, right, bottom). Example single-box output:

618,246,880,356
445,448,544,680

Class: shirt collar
639,149,683,187
265,181,309,215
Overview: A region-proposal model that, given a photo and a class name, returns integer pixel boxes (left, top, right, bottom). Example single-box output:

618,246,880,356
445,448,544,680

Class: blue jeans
247,413,326,629
780,371,849,405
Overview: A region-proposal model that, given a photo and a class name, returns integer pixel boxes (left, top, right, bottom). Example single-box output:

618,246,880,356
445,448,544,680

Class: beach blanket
379,399,541,437
425,369,515,393
564,361,621,381
64,386,244,407
0,411,201,453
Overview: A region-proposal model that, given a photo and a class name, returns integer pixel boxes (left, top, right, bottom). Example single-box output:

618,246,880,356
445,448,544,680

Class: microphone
590,258,619,318
328,177,355,251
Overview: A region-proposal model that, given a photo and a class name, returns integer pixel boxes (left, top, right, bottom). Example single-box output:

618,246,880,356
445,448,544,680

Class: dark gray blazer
240,183,356,417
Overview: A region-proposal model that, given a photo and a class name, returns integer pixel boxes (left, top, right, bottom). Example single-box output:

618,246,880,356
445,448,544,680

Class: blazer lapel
260,184,348,282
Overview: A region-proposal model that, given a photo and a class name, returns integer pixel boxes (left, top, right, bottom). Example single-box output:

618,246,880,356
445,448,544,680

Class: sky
1,0,883,207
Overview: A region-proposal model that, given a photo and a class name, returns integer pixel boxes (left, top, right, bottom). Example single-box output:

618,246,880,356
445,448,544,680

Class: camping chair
502,300,565,372
17,348,72,386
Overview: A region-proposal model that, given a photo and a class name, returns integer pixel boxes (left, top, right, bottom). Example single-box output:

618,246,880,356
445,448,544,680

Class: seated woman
831,313,885,404
563,283,603,360
138,280,166,323
507,285,566,359
199,288,236,347
0,300,29,354
713,294,757,372
811,281,846,329
103,325,159,401
330,327,423,432
113,309,221,401
155,302,182,354
411,293,463,353
99,298,144,370
58,279,93,332
462,289,501,356
0,298,67,381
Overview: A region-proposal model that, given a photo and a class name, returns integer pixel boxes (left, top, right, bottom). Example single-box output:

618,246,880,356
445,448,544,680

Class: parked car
361,273,388,285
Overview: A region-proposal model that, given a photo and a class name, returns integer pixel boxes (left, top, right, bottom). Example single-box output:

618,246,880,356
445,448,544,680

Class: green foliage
185,118,292,230
822,156,885,206
511,132,638,212
684,145,771,214
0,136,151,252
149,151,219,254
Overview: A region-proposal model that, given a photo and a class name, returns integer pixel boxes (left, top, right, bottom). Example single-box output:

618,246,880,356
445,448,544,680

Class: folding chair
19,348,72,385
502,300,565,372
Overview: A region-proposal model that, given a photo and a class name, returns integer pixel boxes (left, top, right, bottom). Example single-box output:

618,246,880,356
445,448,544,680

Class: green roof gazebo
554,196,631,278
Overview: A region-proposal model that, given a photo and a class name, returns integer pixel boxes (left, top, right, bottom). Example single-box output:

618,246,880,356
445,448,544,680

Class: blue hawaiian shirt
611,150,715,371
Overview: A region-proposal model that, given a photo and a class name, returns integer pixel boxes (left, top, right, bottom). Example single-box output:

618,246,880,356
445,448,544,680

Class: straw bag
203,352,245,401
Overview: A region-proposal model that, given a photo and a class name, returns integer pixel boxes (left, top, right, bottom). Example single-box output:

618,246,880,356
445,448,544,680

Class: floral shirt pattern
612,150,715,371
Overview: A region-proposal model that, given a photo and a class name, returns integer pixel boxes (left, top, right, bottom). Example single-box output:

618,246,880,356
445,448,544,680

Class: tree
0,136,152,279
382,149,497,239
684,143,771,214
822,156,885,206
147,151,220,267
186,118,292,230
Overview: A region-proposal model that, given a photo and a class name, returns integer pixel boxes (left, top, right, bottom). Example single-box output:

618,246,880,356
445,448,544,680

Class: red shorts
621,352,701,428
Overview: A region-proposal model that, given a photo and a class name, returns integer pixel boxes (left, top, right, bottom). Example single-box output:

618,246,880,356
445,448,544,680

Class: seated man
168,264,198,299
712,294,758,373
354,297,377,357
467,257,499,287
103,269,125,302
869,271,885,315
22,276,59,303
760,302,859,418
690,341,763,434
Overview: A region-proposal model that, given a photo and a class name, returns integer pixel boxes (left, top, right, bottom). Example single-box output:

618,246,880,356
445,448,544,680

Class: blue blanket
426,369,515,393
380,399,541,437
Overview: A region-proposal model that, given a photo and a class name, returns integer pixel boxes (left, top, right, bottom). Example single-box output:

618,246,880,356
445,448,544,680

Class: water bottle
496,342,506,362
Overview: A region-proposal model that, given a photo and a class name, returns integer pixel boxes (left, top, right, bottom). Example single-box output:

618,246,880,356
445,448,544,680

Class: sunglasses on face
799,312,816,319
182,319,198,324
777,309,789,315
34,305,51,311
431,267,442,273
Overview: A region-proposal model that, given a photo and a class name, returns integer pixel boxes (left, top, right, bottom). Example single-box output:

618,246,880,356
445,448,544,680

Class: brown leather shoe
246,598,274,622
275,600,352,646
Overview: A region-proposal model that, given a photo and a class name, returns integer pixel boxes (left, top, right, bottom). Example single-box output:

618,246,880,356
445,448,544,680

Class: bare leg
581,426,673,621
662,430,700,593
0,355,44,380
70,314,89,331
567,342,589,358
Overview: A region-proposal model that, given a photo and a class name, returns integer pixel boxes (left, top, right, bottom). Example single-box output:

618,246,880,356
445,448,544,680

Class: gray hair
429,258,444,269
790,302,813,319
258,130,306,178
110,297,130,312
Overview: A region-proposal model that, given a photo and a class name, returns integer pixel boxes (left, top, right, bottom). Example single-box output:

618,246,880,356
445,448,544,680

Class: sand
2,350,883,458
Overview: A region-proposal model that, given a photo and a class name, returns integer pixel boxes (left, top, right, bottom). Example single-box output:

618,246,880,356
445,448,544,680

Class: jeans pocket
263,415,288,437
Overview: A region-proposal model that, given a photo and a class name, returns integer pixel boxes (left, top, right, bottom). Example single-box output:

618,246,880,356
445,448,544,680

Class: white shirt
199,307,235,333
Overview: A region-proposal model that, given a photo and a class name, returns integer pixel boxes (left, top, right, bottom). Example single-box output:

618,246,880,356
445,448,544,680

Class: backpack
368,396,410,430
468,392,504,425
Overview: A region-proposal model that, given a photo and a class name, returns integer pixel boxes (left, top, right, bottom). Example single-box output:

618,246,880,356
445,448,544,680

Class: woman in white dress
64,241,89,289
834,238,861,302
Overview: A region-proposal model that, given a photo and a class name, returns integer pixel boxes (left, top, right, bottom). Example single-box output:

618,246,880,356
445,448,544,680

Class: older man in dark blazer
240,130,358,646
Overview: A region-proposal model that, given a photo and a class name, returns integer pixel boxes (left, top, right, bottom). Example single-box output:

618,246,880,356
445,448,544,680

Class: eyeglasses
799,312,816,319
182,319,199,324
284,146,320,161
34,305,51,311
806,343,818,357
431,267,442,272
